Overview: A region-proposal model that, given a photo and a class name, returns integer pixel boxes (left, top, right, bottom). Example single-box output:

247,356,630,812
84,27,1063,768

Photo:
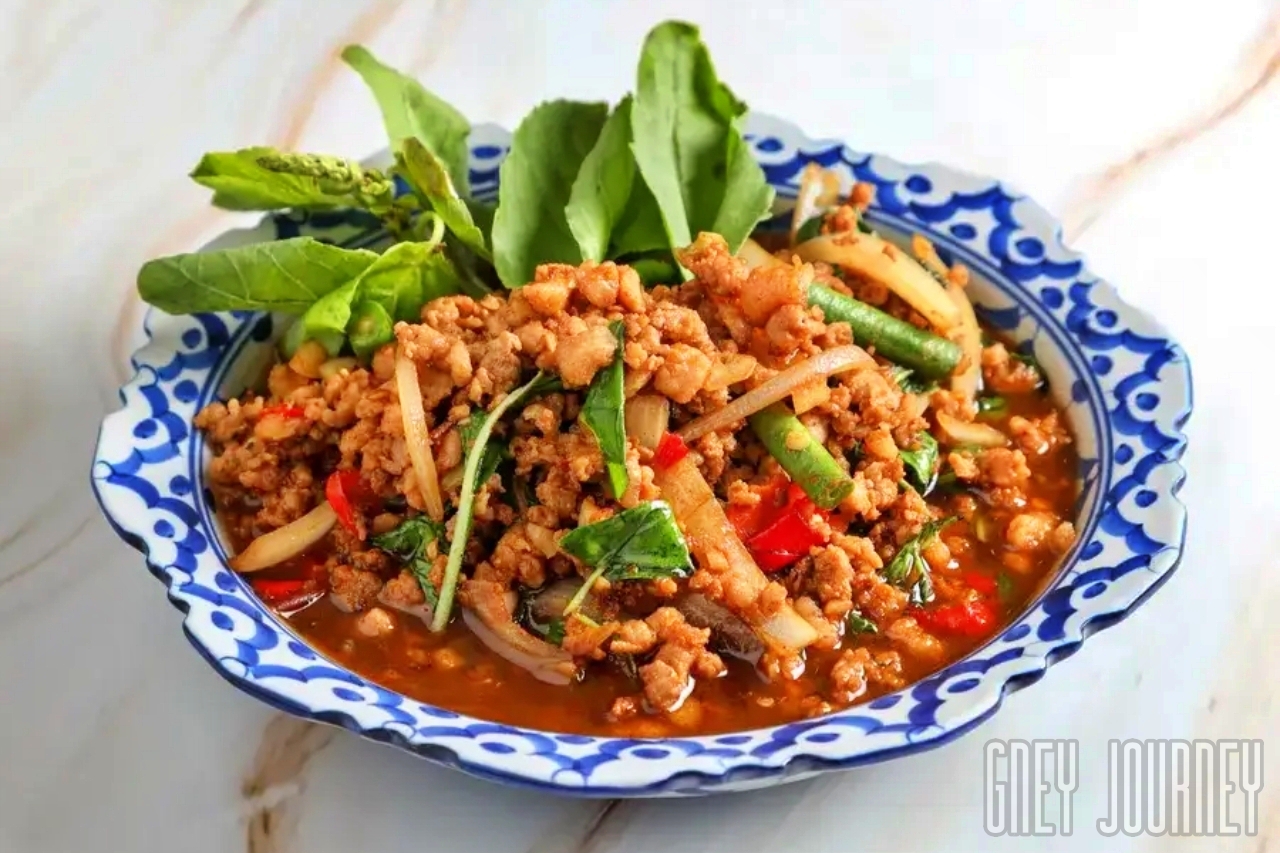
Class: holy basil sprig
432,371,562,632
579,321,629,499
558,501,693,616
883,515,955,605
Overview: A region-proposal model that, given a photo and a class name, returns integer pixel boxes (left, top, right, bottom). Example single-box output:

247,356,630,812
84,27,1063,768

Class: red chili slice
914,598,997,639
251,578,312,605
652,433,690,470
744,486,830,573
962,570,999,597
261,404,306,419
325,470,369,538
726,473,789,541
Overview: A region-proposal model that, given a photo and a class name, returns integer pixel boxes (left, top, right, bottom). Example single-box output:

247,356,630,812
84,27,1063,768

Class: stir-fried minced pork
201,235,1078,736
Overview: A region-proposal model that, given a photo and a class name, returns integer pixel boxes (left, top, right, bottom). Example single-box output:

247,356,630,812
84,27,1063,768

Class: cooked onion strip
946,281,982,407
230,502,337,573
936,410,1007,448
462,584,575,686
789,164,840,247
394,347,444,521
624,394,670,452
677,345,874,443
737,237,784,270
794,233,961,331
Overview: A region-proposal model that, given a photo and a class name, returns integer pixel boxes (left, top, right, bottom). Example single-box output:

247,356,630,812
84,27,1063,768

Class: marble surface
2,1,1278,851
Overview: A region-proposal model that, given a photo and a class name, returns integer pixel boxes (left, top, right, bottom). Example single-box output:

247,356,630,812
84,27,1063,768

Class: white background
0,2,1277,851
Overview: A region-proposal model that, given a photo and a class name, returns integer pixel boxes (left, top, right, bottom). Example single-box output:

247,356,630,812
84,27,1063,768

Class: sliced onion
463,582,575,686
624,395,670,452
377,587,435,626
230,502,336,573
707,353,758,392
790,164,841,247
795,233,961,331
394,347,445,521
946,282,982,408
936,410,1007,448
737,237,784,270
790,378,830,414
677,345,874,443
651,455,818,654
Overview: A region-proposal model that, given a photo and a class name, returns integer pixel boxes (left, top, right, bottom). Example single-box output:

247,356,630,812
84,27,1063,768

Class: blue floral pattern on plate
91,116,1191,797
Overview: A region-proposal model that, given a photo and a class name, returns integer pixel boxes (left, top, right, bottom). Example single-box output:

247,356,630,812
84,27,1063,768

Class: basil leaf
625,254,681,285
349,300,394,361
846,610,878,635
559,501,692,583
373,515,445,560
191,148,387,211
883,515,955,604
295,241,466,357
712,130,776,249
609,178,670,257
888,365,938,395
900,432,939,495
374,516,445,608
977,395,1008,416
341,45,471,194
410,560,439,608
356,240,462,322
795,213,825,245
579,321,628,499
396,137,490,260
491,100,609,288
566,97,636,262
631,22,773,257
137,237,377,315
300,279,360,355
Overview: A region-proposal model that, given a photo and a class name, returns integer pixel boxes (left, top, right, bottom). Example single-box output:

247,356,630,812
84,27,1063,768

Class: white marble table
2,2,1278,851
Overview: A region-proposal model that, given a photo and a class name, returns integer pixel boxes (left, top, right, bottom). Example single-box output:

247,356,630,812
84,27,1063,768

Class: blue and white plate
91,116,1192,797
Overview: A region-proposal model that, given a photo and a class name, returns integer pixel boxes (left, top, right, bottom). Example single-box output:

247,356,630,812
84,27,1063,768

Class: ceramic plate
91,115,1192,796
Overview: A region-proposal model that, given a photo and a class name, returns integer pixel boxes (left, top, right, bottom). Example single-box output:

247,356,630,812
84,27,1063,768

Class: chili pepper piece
725,473,790,541
653,432,690,470
914,598,997,639
962,570,998,597
325,470,368,538
744,486,830,573
261,404,306,419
